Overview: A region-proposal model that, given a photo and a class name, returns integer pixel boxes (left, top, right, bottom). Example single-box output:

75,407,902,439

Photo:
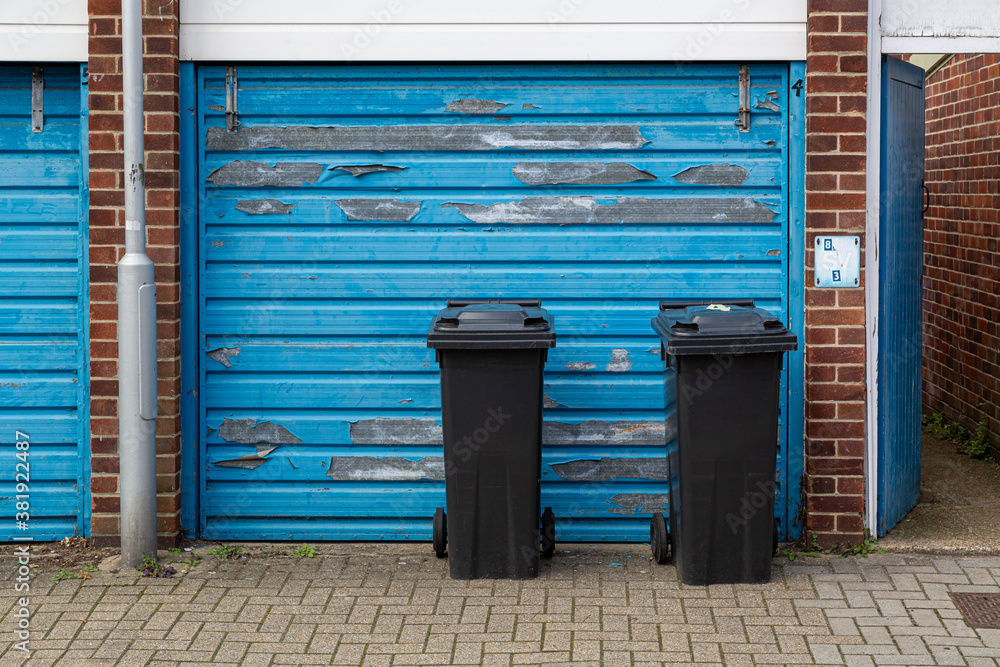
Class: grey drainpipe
118,0,159,569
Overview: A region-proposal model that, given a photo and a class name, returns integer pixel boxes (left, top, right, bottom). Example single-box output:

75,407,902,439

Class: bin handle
446,298,542,308
658,299,754,311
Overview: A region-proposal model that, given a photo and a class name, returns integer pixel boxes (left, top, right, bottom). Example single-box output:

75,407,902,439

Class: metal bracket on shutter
31,66,44,133
735,64,750,133
225,66,240,133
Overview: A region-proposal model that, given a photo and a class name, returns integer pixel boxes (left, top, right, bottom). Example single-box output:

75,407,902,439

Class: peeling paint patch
543,420,667,446
522,103,540,110
214,455,268,470
767,90,779,100
332,164,406,177
551,457,668,482
443,196,774,225
206,346,241,368
213,441,279,470
446,98,508,114
218,418,303,446
205,125,650,152
755,97,780,112
326,456,444,482
606,349,632,372
543,394,564,409
766,248,782,256
326,456,445,481
512,162,656,186
235,199,295,214
349,418,442,445
207,161,323,187
564,361,596,371
755,199,780,213
398,399,413,404
256,444,278,457
347,417,669,445
608,493,670,514
763,140,776,147
672,164,749,187
334,199,421,222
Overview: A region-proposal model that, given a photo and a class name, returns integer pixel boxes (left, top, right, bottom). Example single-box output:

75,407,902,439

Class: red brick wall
923,54,1000,450
804,0,869,545
88,0,181,547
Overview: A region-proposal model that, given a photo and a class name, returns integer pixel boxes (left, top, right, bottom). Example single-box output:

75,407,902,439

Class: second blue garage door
193,63,801,541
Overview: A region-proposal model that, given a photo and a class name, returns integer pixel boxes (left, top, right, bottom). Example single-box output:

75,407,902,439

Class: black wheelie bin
649,300,797,585
427,299,557,579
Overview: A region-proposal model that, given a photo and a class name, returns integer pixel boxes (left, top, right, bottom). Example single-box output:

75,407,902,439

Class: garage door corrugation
0,65,89,540
196,64,791,541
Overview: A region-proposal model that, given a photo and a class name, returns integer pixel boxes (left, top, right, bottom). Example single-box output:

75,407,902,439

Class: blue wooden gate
877,56,925,535
193,63,800,541
0,65,90,540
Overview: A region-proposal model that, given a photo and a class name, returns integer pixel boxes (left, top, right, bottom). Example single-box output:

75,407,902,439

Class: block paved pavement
2,543,1000,666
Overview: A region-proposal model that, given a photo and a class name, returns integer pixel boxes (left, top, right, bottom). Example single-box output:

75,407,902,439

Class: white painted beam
882,36,1000,53
0,0,87,62
0,24,86,62
180,23,807,62
865,0,883,537
181,0,806,25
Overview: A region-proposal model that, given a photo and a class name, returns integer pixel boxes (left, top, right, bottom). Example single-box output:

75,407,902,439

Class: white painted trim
179,23,807,62
180,0,806,25
0,24,87,61
0,0,86,24
882,35,1000,53
864,0,882,536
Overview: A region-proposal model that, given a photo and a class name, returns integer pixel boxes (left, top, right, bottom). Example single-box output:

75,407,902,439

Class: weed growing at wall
923,405,992,459
778,530,885,561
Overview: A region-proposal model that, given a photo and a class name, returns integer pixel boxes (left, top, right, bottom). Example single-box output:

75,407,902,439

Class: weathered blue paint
180,61,200,535
193,64,797,541
786,61,807,540
0,65,90,540
877,56,925,536
78,63,92,537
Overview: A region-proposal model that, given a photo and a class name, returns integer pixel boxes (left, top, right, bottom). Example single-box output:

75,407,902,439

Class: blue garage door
0,65,89,540
195,64,796,541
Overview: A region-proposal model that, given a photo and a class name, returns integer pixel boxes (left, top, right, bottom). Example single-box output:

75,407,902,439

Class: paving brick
12,549,1000,665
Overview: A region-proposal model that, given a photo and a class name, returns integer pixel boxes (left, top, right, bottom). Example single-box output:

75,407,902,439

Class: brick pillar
804,0,869,545
88,0,182,547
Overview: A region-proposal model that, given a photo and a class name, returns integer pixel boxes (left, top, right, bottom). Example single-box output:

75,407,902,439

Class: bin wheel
433,508,447,558
540,507,556,559
773,517,779,557
651,512,671,564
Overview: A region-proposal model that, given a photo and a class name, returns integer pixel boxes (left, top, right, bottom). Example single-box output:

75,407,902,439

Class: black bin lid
651,300,797,355
427,300,556,350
